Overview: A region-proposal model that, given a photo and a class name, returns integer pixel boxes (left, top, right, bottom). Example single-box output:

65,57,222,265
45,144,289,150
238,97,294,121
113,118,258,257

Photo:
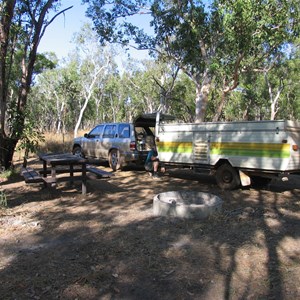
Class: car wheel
215,163,240,190
109,149,122,171
73,146,84,158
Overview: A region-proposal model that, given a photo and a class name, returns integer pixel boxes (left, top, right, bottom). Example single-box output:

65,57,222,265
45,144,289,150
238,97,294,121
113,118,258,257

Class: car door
100,124,117,159
86,125,104,158
115,123,131,155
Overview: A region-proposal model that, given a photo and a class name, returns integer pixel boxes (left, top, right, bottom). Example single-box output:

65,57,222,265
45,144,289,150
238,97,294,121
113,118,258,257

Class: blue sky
38,1,89,59
38,1,151,64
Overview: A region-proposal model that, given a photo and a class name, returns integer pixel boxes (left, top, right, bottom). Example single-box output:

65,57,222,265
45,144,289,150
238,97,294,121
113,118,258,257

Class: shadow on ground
0,160,299,299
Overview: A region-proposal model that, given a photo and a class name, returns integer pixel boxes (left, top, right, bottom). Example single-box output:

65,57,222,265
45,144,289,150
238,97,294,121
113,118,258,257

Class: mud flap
239,170,251,187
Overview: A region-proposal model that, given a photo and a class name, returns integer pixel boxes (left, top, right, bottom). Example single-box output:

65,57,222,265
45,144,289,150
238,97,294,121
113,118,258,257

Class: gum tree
84,0,299,122
0,1,72,169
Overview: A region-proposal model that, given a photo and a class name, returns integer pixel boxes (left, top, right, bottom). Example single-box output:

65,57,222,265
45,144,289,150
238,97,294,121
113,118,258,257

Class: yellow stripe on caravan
210,142,290,158
157,141,193,154
211,142,290,151
157,141,291,158
157,142,192,147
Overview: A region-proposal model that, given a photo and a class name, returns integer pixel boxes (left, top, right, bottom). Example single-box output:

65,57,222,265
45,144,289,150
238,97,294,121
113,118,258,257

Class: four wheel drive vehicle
72,114,174,171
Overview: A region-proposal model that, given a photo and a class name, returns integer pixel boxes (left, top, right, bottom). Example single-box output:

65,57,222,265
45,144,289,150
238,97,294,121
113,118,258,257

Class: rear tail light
292,144,299,151
130,141,136,151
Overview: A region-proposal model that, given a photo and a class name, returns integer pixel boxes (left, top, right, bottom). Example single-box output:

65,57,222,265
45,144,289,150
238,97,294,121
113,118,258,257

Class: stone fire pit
153,191,223,219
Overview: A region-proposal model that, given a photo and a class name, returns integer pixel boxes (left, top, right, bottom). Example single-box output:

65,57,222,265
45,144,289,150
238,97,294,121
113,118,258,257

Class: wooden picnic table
20,153,113,195
38,153,88,195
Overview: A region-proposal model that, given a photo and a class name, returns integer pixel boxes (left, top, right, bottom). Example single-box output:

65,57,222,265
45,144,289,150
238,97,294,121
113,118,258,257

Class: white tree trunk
265,73,283,120
74,58,110,138
194,73,212,123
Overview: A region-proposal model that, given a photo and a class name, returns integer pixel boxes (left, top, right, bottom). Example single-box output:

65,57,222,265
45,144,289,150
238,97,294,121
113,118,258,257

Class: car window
103,124,117,138
118,124,130,138
89,125,104,138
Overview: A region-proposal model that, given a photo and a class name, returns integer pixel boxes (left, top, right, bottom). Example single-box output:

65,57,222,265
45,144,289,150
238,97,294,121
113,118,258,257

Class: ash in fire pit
153,191,223,219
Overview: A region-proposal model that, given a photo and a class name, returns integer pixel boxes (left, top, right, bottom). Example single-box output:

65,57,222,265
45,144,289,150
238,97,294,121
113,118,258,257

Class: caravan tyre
216,163,240,190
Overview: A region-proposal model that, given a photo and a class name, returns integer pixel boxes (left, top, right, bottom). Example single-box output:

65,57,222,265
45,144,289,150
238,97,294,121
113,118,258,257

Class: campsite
1,155,299,299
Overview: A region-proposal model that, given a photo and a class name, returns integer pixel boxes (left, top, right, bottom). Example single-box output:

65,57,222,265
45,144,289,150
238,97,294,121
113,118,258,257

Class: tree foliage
83,0,300,122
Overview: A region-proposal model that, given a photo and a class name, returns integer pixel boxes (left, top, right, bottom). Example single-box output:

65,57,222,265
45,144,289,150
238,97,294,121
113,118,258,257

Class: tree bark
212,91,226,122
0,1,17,168
265,72,283,120
194,73,212,123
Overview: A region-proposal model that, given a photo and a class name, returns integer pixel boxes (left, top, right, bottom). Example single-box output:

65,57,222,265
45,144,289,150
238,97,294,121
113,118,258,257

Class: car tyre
73,146,84,158
215,163,240,190
109,149,122,171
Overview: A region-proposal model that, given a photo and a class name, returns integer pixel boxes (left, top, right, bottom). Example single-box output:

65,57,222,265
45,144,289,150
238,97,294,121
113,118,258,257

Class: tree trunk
74,59,110,138
212,90,227,122
212,54,243,122
56,101,65,134
0,136,18,169
194,74,212,123
265,72,283,120
0,1,16,169
0,1,16,132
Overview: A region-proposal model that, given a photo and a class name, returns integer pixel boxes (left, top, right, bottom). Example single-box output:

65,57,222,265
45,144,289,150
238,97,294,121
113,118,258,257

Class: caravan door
193,132,210,165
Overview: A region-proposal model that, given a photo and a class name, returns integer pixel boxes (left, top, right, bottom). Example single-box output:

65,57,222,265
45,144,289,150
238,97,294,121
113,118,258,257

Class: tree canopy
84,0,300,122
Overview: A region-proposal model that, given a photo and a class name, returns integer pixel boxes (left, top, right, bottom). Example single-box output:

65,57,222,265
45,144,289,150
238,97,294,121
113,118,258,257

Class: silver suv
72,120,155,171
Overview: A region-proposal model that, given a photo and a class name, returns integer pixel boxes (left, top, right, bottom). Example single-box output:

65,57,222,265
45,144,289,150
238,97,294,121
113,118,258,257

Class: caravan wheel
216,163,240,190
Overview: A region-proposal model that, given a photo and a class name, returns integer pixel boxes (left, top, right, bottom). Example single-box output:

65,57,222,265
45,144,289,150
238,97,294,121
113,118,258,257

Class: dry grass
39,132,75,153
14,131,86,163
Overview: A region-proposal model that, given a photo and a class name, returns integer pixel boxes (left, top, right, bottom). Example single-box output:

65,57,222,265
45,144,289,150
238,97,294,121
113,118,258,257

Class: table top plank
39,153,87,165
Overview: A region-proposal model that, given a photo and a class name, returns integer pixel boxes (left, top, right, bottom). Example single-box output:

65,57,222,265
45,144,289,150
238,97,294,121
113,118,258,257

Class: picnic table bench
21,167,43,183
21,167,57,184
86,165,113,179
21,153,113,195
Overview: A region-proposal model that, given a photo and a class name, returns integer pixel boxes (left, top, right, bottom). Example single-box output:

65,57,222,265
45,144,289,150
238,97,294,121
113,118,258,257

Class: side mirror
84,133,89,138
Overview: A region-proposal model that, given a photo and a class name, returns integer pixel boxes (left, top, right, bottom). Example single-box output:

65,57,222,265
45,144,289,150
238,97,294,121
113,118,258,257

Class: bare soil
0,158,300,300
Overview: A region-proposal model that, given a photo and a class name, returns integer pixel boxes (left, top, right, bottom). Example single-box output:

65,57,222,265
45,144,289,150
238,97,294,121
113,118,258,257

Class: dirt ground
0,158,300,300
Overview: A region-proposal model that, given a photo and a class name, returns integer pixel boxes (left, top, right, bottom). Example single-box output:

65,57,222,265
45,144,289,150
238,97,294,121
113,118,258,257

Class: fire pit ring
153,191,223,219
